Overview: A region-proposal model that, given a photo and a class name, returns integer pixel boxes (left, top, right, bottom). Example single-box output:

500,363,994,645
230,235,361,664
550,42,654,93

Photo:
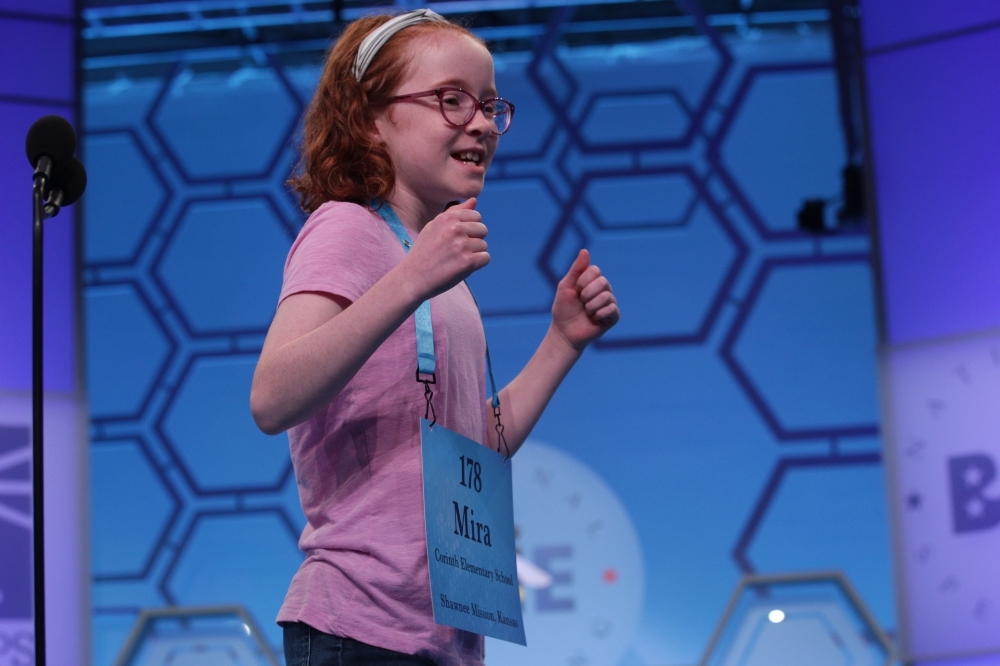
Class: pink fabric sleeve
279,202,387,305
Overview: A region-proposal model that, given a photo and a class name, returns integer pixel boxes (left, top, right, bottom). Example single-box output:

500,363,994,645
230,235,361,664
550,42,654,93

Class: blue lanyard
374,203,508,456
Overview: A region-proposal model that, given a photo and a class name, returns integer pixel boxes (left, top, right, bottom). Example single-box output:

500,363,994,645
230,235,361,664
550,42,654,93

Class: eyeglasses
389,87,515,135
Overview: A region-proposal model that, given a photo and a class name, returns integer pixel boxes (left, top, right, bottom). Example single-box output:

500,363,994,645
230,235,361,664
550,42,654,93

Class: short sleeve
279,201,389,306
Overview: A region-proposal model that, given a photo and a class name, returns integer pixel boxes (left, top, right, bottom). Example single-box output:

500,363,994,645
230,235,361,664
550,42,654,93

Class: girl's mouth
452,151,483,166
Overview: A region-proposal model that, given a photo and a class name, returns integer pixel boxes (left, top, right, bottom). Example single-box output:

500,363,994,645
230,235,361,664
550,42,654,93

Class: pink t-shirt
275,201,488,665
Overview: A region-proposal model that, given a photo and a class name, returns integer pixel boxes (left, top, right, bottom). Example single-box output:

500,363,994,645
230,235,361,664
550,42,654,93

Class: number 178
459,455,482,492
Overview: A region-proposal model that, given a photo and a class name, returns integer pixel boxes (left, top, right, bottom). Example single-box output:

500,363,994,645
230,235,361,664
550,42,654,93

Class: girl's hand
400,198,490,300
551,249,620,351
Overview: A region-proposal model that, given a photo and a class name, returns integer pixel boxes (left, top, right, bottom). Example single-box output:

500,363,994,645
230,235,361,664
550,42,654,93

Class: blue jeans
281,622,438,666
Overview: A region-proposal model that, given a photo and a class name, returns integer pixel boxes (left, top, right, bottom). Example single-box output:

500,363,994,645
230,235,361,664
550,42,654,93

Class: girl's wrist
545,324,586,362
387,260,431,309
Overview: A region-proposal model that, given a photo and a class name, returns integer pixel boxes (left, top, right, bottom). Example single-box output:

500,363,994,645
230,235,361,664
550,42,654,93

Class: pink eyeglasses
389,86,515,135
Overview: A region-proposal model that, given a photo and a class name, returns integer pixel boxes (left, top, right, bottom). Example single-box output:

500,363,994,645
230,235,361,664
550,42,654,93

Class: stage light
797,163,866,235
837,163,865,224
797,198,826,234
768,609,785,623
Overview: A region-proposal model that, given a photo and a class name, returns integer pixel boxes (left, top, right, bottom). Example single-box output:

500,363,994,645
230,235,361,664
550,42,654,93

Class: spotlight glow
768,609,785,623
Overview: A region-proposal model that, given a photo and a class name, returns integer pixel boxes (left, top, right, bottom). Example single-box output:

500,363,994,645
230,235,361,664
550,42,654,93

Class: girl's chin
450,180,486,200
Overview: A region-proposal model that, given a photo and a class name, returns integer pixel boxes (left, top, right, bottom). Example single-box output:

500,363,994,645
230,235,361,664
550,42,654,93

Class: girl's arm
251,200,488,435
485,249,619,455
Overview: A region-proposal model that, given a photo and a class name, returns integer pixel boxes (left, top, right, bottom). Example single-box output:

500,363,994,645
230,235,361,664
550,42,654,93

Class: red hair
289,14,481,213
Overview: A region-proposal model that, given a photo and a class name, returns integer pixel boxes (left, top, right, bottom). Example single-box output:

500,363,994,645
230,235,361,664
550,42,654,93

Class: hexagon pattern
91,439,178,579
495,65,556,158
726,259,880,437
155,198,293,335
581,91,690,147
161,355,289,493
83,132,167,264
716,65,847,237
746,464,895,623
164,513,302,649
592,202,740,344
83,9,889,666
84,283,173,418
466,178,560,314
584,172,696,228
151,66,299,181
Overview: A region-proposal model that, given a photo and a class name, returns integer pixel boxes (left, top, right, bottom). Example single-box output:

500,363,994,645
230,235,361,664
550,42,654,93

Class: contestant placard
421,419,526,645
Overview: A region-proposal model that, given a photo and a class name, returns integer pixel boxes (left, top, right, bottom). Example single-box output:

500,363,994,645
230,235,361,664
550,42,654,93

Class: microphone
25,115,76,181
47,157,88,208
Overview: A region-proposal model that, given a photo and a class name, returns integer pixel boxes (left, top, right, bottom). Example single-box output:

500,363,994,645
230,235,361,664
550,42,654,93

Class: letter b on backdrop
949,453,1000,533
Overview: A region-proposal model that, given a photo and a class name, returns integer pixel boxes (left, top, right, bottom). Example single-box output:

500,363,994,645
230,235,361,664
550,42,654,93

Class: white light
768,609,785,623
515,554,553,589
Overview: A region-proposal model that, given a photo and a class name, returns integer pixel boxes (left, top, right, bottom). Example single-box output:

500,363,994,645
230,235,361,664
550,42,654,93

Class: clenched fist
551,249,620,351
399,198,490,301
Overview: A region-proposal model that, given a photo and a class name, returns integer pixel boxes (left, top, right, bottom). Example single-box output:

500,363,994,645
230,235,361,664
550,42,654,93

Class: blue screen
82,16,891,666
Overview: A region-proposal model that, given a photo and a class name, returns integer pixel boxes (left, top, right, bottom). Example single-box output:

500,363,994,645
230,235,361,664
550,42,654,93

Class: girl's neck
385,190,442,236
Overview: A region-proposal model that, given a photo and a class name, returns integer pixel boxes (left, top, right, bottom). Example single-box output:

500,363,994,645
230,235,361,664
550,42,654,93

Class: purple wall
0,3,78,392
864,1,1000,663
864,3,1000,345
863,0,1000,53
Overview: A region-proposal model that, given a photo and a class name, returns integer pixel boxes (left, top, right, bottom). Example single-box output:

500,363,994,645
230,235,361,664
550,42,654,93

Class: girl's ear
370,104,395,138
369,109,385,139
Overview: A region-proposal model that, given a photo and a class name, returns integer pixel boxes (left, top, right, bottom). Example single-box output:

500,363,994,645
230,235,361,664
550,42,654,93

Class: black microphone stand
26,114,84,666
31,156,55,666
32,160,71,666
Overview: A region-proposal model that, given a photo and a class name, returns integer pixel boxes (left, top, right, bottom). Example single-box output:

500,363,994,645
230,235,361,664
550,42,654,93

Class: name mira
453,501,491,547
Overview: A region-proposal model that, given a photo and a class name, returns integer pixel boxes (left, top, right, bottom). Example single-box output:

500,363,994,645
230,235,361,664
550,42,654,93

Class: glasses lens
492,101,512,134
439,89,477,126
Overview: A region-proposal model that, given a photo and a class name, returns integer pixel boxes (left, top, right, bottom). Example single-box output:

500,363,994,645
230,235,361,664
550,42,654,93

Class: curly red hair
289,15,481,213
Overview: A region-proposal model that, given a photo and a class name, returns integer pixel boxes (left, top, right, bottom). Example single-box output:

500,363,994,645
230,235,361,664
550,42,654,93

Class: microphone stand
32,155,59,666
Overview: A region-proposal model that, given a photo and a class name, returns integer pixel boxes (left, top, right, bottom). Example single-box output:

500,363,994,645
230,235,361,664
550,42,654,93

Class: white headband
352,9,447,81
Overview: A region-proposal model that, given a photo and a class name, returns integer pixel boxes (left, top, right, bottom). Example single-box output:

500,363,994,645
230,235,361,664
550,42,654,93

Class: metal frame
80,0,829,47
82,0,828,38
113,604,280,666
698,570,895,666
876,343,913,664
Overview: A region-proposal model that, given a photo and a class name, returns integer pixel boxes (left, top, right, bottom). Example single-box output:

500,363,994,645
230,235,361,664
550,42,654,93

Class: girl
250,10,620,666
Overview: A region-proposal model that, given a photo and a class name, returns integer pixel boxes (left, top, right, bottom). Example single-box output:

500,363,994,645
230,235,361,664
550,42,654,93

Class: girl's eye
482,101,497,115
441,94,462,106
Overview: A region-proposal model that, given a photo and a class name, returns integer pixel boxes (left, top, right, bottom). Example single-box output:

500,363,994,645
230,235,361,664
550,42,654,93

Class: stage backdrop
82,10,892,666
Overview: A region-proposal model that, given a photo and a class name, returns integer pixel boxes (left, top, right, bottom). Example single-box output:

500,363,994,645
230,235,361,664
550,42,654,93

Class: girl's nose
466,107,494,135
